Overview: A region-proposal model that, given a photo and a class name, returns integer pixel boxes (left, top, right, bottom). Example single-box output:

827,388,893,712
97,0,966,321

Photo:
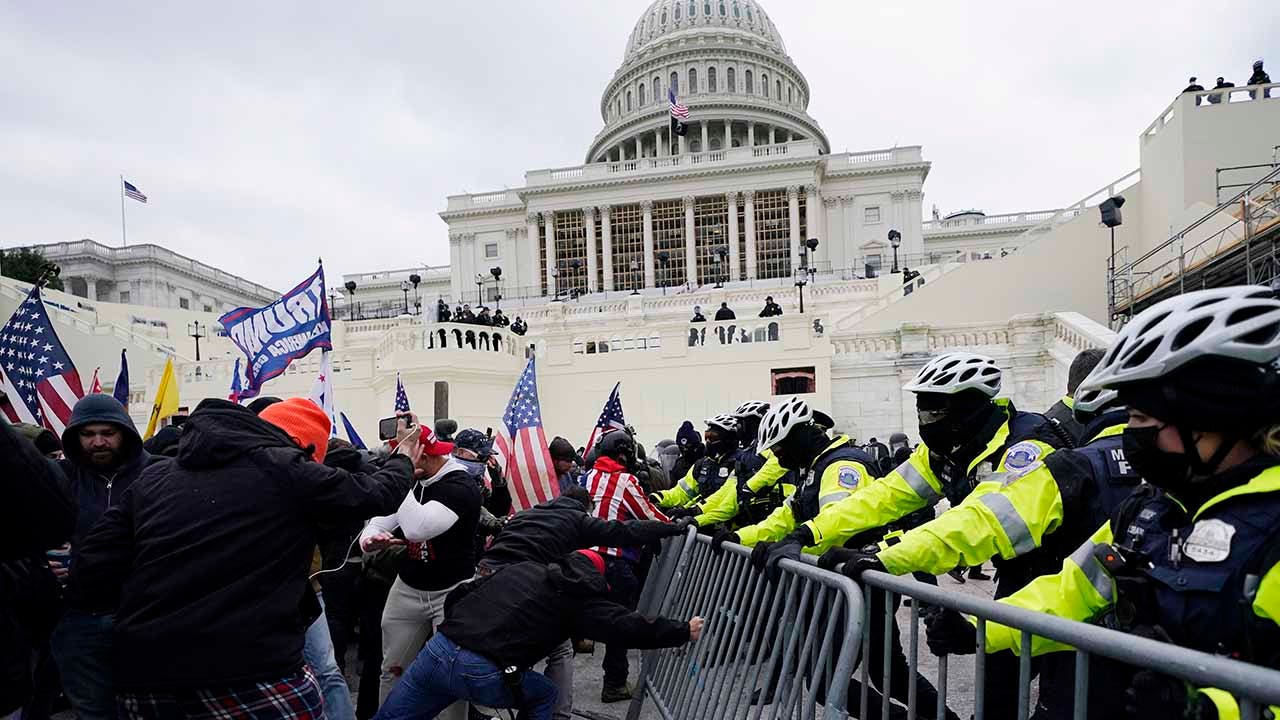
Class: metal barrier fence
854,570,1280,720
628,529,866,720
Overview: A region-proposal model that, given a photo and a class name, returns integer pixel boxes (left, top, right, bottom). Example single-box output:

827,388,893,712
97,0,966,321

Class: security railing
629,530,866,720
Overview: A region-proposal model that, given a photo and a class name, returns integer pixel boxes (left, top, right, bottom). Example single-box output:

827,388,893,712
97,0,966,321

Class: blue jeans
374,634,557,720
304,594,355,720
50,611,115,720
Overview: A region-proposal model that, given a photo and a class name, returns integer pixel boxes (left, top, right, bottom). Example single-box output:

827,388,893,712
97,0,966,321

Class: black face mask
918,402,987,453
774,426,824,471
1123,425,1194,495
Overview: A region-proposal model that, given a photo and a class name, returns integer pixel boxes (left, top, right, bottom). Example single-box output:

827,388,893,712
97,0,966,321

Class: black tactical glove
1124,671,1216,719
924,609,977,656
763,527,814,580
817,546,860,572
837,549,886,582
667,506,698,521
750,541,774,571
711,529,739,554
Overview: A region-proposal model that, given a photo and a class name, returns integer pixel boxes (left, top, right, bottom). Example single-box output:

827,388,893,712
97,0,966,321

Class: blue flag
111,349,130,408
340,412,367,450
228,358,243,402
219,265,331,399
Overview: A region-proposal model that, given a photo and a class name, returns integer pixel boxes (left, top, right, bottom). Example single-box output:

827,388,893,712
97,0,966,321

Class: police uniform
806,398,1062,555
692,445,793,528
653,449,738,509
984,458,1280,720
736,435,882,554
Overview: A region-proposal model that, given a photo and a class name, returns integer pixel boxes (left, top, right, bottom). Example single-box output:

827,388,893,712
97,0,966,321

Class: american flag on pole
669,87,689,139
0,286,85,433
584,382,626,454
493,357,558,512
123,179,147,203
394,373,410,412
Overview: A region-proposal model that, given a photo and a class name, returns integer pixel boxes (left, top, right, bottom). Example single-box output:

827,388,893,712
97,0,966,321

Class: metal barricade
855,570,1280,720
628,529,866,720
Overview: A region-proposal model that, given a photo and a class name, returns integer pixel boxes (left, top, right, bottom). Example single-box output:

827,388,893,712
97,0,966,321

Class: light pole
629,260,641,295
549,268,560,301
490,267,503,309
713,247,728,288
409,273,422,314
794,238,820,313
569,259,583,300
187,321,208,361
400,280,410,315
657,251,670,296
343,281,358,320
888,230,902,274
1099,196,1126,326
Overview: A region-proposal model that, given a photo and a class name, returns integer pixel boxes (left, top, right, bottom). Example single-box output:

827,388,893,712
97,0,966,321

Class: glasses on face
916,409,950,426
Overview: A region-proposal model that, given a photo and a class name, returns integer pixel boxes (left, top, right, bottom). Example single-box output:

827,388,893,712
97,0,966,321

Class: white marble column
769,126,776,145
525,213,540,296
700,122,708,153
583,206,598,293
634,137,641,161
654,129,661,159
723,119,731,150
747,122,755,147
804,184,819,247
726,191,740,281
600,204,614,291
787,185,801,271
679,132,686,155
641,200,655,288
542,211,557,297
744,189,758,279
683,195,697,287
83,276,98,301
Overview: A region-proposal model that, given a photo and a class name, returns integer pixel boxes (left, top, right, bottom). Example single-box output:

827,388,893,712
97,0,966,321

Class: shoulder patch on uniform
1002,441,1043,471
837,466,861,490
997,461,1043,486
1182,518,1235,563
719,466,730,478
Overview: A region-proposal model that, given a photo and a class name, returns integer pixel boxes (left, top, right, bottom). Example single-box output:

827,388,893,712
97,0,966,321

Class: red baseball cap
418,426,456,456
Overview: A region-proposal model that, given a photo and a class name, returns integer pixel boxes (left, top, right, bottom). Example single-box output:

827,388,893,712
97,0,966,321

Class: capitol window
708,67,717,92
762,73,769,97
179,297,190,310
745,69,753,93
704,1,711,16
119,291,130,304
864,206,881,224
719,1,726,15
727,67,736,92
746,5,754,23
733,1,740,18
688,1,696,17
787,85,792,104
688,68,697,94
674,3,681,20
670,71,679,95
653,76,661,102
661,9,667,24
776,79,782,100
639,83,646,105
484,242,498,258
626,90,632,110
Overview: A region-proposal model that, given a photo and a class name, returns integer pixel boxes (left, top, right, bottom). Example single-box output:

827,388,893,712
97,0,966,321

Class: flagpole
119,174,127,247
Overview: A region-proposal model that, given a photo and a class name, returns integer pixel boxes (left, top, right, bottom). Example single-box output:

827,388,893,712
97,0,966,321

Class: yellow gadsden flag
144,358,180,440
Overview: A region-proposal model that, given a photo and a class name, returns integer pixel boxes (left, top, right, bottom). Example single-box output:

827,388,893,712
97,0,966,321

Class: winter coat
72,399,417,691
479,495,678,570
440,552,690,669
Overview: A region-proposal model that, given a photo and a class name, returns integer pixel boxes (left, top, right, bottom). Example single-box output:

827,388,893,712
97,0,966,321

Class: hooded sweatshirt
72,399,416,690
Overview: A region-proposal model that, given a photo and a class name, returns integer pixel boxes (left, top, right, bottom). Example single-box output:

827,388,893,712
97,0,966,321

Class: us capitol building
6,0,1277,445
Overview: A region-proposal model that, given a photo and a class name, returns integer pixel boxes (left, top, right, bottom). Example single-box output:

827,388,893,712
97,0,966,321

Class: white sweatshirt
359,457,466,544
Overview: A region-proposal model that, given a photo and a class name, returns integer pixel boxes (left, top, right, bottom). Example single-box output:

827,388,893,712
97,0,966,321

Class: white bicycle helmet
903,352,1002,397
705,414,739,434
732,401,771,420
757,397,813,452
1078,286,1280,393
1071,386,1119,420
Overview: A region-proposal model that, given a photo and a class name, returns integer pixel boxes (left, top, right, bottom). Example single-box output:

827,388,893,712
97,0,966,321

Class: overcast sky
2,1,1275,291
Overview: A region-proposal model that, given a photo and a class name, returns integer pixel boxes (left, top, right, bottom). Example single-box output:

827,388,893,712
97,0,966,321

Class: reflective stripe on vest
977,492,1036,555
1069,540,1115,604
900,461,942,505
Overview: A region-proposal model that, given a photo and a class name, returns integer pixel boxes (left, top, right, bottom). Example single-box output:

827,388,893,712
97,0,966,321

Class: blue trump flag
112,349,130,408
219,264,332,398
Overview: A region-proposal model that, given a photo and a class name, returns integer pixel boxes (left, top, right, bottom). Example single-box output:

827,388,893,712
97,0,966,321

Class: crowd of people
1182,58,1271,101
5,283,1280,720
435,300,527,336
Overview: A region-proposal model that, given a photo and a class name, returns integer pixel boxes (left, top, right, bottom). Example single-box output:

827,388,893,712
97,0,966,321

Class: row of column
528,184,820,294
603,119,792,163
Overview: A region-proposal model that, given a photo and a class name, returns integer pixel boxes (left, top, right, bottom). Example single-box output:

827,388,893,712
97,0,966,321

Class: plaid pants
117,668,324,720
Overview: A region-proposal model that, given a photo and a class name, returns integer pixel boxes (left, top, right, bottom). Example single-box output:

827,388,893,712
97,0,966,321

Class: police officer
686,402,793,529
825,365,1139,719
653,415,740,515
926,286,1280,720
1044,348,1105,446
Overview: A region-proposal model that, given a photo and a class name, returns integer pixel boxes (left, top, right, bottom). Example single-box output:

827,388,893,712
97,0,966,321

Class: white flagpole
119,174,128,247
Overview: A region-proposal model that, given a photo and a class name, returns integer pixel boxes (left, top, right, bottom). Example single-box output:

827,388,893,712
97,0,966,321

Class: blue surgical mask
457,458,487,478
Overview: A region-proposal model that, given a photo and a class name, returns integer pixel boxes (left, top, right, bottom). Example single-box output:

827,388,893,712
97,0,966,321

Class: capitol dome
586,0,828,164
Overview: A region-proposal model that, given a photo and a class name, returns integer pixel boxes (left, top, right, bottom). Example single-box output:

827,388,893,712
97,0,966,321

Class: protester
865,436,889,468
373,550,702,720
72,397,420,720
318,438,376,677
671,420,704,482
437,299,451,323
759,296,783,317
360,426,481,714
476,307,493,326
714,302,736,321
492,308,509,327
11,422,63,459
141,424,181,457
580,432,670,702
452,428,511,552
511,316,528,336
49,394,151,720
549,436,582,492
1182,76,1204,92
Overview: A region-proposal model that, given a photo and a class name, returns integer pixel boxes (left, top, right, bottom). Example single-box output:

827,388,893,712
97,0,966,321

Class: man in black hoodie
73,397,419,720
374,550,701,720
48,393,150,720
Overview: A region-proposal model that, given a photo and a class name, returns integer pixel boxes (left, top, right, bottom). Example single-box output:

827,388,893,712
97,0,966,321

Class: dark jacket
441,553,689,669
759,302,783,317
480,495,679,571
57,394,151,609
72,399,417,691
1043,397,1085,447
1,423,75,715
714,307,736,321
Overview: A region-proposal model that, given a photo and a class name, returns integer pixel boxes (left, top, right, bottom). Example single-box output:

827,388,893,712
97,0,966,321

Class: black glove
817,546,860,572
750,541,774,571
487,463,506,488
764,538,803,580
667,506,697,520
924,609,977,656
712,529,739,554
1124,671,1216,719
736,485,755,508
837,549,886,582
661,519,692,537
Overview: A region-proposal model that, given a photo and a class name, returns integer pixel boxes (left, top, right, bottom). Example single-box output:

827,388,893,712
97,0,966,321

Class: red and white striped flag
492,356,558,512
0,286,85,433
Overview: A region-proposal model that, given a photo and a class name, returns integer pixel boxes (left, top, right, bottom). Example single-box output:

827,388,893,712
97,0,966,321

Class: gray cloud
1,0,1274,290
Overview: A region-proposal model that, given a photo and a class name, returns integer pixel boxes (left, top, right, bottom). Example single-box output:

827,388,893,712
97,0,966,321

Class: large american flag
394,373,411,412
584,382,626,454
0,286,85,433
668,87,689,119
493,357,558,512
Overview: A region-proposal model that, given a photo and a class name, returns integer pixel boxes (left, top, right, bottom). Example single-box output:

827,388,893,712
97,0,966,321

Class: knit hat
247,396,283,415
260,398,331,463
549,436,577,463
676,420,700,449
14,422,62,456
575,549,606,576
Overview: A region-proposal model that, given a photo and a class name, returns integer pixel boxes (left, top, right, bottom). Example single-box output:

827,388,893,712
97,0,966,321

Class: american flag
112,349,130,408
228,357,243,402
0,286,85,433
394,373,410,412
668,87,689,119
123,179,147,203
493,357,558,512
584,382,626,454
